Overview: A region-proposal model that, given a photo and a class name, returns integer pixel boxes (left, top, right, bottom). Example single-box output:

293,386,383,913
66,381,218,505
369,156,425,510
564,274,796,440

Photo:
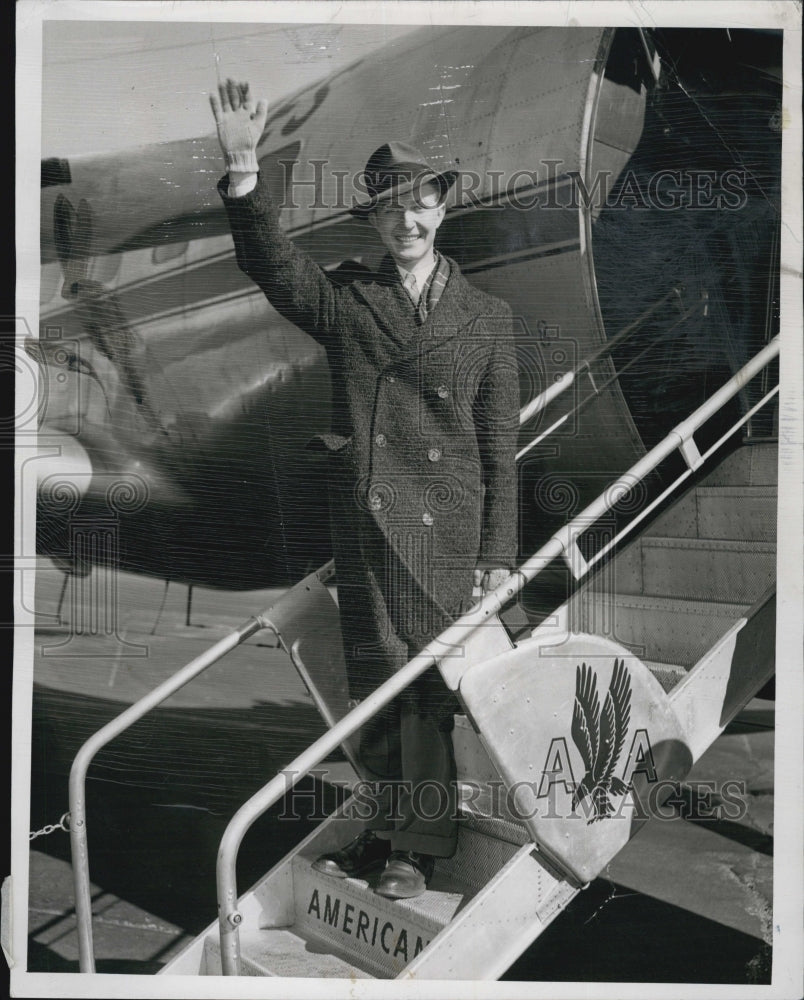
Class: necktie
403,271,426,321
398,255,449,325
403,267,435,323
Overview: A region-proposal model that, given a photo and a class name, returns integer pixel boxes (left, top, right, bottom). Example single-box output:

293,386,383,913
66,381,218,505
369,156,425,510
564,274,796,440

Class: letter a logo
621,728,657,786
537,737,577,798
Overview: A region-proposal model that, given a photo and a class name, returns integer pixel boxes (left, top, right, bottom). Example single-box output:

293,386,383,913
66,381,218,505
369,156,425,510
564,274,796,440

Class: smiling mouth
395,233,421,243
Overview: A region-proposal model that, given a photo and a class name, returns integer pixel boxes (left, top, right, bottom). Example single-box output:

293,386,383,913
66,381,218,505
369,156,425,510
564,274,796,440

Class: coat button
437,384,449,399
375,433,386,447
427,448,441,462
386,374,396,383
422,512,434,526
370,495,383,511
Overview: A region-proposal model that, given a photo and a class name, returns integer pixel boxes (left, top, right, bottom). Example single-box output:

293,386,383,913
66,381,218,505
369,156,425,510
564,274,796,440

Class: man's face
368,180,446,267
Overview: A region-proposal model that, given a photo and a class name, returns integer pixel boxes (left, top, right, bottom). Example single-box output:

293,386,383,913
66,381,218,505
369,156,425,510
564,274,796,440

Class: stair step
291,823,521,977
455,804,532,846
696,486,777,542
643,659,688,693
642,485,776,541
643,486,699,539
570,592,748,667
700,443,777,487
201,927,372,978
436,821,522,888
615,536,775,604
291,861,459,977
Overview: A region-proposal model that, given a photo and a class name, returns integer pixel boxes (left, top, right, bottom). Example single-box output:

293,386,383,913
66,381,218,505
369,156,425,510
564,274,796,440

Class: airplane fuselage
35,25,781,587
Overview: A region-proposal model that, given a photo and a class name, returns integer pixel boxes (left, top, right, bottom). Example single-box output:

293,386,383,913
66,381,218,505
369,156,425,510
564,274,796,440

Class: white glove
473,566,511,595
209,78,269,173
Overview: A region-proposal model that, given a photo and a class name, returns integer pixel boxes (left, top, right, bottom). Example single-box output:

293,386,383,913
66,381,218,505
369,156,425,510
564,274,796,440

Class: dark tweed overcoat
219,172,518,713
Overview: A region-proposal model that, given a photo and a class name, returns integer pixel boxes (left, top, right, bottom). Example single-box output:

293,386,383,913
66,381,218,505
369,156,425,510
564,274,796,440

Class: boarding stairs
67,333,779,979
158,438,776,979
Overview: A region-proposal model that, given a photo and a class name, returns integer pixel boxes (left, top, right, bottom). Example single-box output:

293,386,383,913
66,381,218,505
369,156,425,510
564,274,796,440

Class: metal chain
29,813,70,841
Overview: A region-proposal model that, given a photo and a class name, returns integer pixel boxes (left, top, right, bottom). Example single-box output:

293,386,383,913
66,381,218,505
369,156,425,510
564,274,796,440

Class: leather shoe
311,830,391,879
374,850,435,899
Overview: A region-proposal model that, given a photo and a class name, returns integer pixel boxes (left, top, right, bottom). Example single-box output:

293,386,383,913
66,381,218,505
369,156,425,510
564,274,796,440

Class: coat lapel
397,256,480,363
349,254,480,366
350,255,419,354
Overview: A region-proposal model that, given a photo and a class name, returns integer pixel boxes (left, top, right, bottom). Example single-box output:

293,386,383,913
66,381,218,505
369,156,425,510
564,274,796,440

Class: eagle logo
571,659,633,823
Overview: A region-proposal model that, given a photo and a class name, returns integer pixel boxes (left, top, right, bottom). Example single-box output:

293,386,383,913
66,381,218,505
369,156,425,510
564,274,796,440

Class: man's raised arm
210,78,340,344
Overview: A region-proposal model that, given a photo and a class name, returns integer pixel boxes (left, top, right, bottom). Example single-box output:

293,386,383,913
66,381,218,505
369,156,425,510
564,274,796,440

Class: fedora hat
349,140,458,218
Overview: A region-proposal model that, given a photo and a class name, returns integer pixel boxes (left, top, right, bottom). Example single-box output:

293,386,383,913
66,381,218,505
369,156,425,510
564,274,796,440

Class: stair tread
614,534,776,605
643,658,685,671
578,592,749,614
204,927,374,978
454,807,532,846
571,592,749,669
643,659,688,693
695,444,777,487
696,484,777,495
640,536,776,552
293,855,471,931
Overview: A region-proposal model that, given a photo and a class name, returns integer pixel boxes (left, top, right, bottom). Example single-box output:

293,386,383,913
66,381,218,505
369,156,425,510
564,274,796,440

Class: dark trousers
328,463,464,857
358,703,458,857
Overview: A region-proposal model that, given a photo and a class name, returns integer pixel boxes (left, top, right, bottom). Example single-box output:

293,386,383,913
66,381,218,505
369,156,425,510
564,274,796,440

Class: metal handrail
68,550,339,973
214,335,779,974
68,618,267,972
517,284,684,427
556,338,780,580
518,298,704,460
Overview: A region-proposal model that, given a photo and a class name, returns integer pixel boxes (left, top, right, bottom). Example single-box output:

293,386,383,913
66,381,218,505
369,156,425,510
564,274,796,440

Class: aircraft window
152,241,189,266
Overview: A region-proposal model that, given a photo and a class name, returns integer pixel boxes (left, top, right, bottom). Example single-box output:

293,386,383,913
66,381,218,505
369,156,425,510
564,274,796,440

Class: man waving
211,79,518,899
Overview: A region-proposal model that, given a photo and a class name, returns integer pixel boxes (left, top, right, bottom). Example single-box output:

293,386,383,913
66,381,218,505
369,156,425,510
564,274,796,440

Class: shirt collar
395,251,440,291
